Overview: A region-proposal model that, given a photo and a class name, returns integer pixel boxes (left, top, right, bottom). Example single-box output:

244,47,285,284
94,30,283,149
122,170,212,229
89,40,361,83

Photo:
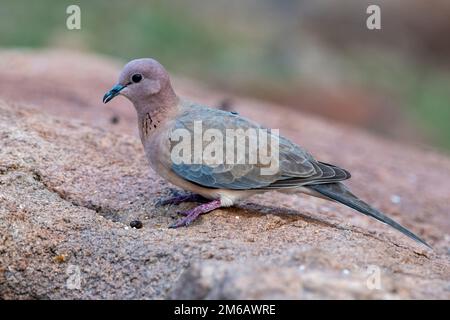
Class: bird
103,58,431,249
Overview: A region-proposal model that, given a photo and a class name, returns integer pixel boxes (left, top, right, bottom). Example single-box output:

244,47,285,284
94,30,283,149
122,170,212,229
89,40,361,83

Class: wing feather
171,104,350,190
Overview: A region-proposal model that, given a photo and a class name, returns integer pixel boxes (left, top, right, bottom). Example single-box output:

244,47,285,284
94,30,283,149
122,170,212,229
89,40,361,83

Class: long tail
308,183,431,249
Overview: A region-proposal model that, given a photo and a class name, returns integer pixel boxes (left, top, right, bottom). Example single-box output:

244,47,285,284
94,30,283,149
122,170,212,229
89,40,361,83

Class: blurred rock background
1,0,449,152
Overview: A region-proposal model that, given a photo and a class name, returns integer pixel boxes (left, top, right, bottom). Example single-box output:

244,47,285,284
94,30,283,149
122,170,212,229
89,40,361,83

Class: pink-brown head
103,58,176,107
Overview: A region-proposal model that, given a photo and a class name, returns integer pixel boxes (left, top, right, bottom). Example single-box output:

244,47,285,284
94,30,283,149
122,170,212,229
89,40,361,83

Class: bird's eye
131,74,143,83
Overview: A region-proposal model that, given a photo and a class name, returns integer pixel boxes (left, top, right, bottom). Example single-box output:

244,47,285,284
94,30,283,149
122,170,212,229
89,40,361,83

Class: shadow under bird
103,58,431,249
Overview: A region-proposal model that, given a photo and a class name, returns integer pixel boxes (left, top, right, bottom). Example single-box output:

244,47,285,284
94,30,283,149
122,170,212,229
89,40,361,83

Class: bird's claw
155,197,176,207
155,192,207,207
169,215,195,228
168,199,222,229
169,208,202,228
155,194,188,207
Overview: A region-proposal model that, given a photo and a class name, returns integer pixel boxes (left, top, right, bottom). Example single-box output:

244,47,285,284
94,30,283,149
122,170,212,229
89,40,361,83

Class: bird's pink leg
156,193,207,206
169,199,222,228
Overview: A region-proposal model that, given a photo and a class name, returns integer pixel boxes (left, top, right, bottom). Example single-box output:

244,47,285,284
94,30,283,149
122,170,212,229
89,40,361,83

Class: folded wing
171,104,350,190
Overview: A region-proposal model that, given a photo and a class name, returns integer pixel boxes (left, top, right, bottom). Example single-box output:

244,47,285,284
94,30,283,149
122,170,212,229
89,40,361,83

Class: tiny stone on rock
130,220,143,229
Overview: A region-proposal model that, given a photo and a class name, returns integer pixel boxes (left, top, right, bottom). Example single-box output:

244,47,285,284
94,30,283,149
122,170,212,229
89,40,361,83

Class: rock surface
0,50,449,299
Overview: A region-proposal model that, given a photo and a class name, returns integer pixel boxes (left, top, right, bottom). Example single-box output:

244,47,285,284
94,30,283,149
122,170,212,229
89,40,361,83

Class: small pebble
342,269,350,275
130,220,143,229
53,254,66,263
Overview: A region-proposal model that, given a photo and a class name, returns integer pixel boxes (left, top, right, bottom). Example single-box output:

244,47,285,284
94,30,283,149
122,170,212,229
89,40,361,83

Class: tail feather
308,183,431,249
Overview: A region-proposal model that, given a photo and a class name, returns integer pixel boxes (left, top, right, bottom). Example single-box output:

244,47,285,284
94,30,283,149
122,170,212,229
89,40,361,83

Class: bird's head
103,58,174,106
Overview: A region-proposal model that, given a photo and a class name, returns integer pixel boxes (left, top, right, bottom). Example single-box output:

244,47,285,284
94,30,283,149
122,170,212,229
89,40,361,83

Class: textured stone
0,50,449,299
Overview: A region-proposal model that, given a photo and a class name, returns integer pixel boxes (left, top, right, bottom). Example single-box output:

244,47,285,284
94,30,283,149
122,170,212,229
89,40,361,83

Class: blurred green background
1,0,449,151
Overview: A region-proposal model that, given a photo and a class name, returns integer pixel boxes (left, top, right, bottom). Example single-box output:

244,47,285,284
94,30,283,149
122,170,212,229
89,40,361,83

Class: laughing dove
103,58,430,248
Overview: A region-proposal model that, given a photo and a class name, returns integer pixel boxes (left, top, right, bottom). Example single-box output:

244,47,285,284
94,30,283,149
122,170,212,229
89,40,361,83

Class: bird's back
169,101,350,190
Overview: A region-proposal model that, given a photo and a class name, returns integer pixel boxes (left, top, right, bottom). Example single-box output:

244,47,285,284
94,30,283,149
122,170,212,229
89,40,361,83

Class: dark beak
103,84,126,103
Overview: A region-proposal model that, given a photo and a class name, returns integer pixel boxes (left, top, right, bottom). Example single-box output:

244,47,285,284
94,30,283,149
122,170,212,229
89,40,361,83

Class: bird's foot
169,199,222,228
155,192,207,207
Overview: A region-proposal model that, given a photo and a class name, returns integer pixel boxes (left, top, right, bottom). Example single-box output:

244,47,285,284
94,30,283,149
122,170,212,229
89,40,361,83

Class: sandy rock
170,261,408,299
0,50,449,299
